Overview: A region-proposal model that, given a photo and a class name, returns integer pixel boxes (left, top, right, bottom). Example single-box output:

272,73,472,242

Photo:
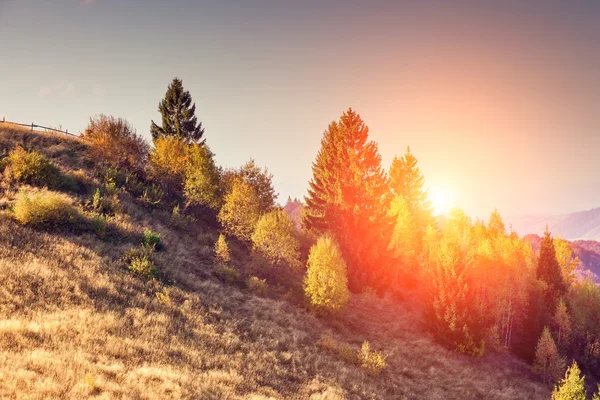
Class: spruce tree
303,108,393,291
533,326,566,384
150,78,205,144
389,147,433,220
538,228,567,295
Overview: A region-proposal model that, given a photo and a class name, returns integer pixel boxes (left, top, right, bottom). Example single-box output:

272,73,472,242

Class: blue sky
2,1,600,218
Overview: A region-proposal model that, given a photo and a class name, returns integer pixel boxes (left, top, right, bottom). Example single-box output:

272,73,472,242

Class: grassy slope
0,126,550,399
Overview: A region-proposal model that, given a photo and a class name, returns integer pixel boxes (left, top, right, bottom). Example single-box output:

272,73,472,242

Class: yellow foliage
149,136,189,185
217,178,260,241
252,210,301,269
12,188,79,226
357,341,388,375
214,234,231,264
304,235,350,314
2,146,59,186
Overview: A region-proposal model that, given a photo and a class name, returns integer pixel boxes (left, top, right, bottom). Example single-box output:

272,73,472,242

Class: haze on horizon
2,0,600,219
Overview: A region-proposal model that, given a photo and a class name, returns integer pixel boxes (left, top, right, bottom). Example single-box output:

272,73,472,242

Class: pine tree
533,327,566,384
551,361,586,400
553,298,571,348
150,78,205,143
389,147,431,213
538,228,567,296
303,108,393,291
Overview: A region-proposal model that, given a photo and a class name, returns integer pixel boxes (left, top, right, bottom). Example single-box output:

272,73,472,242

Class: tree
387,196,418,270
214,234,231,265
252,210,301,270
538,228,567,296
184,143,222,210
82,115,149,173
304,235,350,314
223,159,277,214
148,136,189,193
303,108,393,291
487,209,506,237
533,327,566,384
553,298,571,348
593,385,600,400
218,178,260,241
150,78,204,143
389,147,432,220
554,237,579,286
551,361,586,400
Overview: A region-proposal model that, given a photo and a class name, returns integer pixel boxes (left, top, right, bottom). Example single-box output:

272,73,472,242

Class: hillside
0,125,550,399
507,209,600,241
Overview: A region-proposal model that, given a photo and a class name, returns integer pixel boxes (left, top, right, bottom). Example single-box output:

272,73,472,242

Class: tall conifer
151,78,205,143
303,108,393,291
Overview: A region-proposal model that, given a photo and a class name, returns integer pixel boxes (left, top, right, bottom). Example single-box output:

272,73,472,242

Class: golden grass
0,127,552,399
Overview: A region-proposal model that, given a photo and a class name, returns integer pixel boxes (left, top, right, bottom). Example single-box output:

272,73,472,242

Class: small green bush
170,205,195,230
91,214,107,239
247,276,268,296
91,187,121,215
2,146,60,187
123,247,159,280
141,229,162,251
12,189,79,226
357,341,387,375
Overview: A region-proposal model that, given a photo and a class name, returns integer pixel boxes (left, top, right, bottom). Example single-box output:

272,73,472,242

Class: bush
252,210,301,270
534,327,566,384
82,115,149,173
170,204,195,230
214,263,240,283
357,341,387,375
184,143,222,210
551,361,586,400
12,188,79,226
141,229,162,251
218,178,261,241
304,235,350,315
247,276,268,296
2,146,60,187
142,184,164,207
123,247,160,280
91,187,121,215
91,214,107,239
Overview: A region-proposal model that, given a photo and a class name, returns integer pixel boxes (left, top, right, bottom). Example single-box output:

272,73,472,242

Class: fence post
31,122,34,132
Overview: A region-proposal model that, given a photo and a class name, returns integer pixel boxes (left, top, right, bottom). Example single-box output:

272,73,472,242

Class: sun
429,186,456,216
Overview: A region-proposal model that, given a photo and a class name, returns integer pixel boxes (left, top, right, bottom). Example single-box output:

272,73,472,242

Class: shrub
82,115,149,173
184,143,222,210
91,187,121,215
2,146,60,187
247,276,268,296
533,327,566,384
170,204,195,230
123,247,159,280
141,229,162,251
124,173,145,197
214,234,231,264
318,334,337,352
551,361,586,400
357,341,387,375
12,189,79,226
304,235,350,315
217,178,260,241
142,184,164,207
593,385,600,400
252,210,301,270
91,214,107,239
337,343,358,365
214,263,240,283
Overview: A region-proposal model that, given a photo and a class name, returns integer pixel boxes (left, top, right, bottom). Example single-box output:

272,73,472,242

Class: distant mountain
507,207,600,241
523,234,600,284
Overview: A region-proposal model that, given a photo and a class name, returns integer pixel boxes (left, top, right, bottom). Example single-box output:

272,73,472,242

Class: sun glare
429,186,455,216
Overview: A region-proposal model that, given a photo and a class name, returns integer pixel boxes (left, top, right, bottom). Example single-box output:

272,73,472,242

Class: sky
1,0,600,219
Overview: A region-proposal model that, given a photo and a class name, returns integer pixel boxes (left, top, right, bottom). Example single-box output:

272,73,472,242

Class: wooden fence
0,117,77,137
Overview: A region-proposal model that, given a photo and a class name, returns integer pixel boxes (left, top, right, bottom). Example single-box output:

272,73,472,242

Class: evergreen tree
533,327,566,384
150,78,205,143
553,298,571,348
538,228,567,296
303,108,393,291
389,147,433,221
551,361,586,400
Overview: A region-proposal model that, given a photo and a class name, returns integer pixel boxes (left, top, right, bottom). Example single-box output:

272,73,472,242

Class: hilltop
0,124,551,399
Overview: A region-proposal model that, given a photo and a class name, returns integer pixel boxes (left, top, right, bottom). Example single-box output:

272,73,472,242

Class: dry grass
0,127,552,399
